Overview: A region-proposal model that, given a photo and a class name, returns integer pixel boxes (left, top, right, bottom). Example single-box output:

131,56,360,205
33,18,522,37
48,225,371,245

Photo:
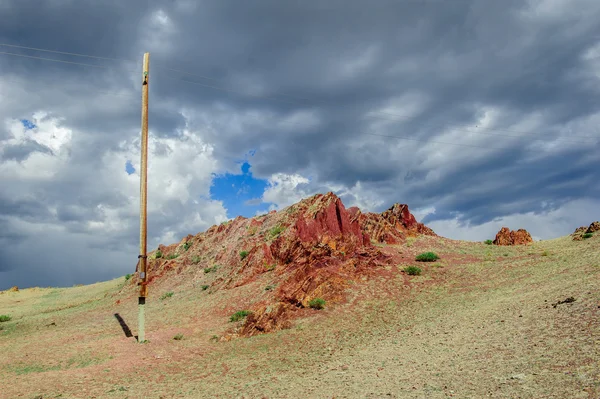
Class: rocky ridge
133,192,434,337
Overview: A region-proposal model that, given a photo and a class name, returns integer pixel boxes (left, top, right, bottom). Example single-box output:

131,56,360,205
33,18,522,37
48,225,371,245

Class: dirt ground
1,235,599,398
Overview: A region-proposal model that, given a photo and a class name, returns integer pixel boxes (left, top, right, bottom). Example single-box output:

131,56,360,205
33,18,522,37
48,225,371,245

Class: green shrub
125,274,132,280
484,240,493,245
308,298,326,310
264,263,276,271
239,250,249,260
269,225,285,238
173,333,184,340
264,285,275,291
541,251,549,256
404,266,422,276
160,292,174,300
0,315,11,322
204,266,217,273
166,253,179,260
201,285,209,291
415,252,439,262
191,255,201,264
183,241,192,251
230,310,251,322
583,233,593,239
155,250,163,259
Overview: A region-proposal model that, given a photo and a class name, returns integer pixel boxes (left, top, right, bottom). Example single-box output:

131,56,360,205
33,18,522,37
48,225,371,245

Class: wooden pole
138,52,149,343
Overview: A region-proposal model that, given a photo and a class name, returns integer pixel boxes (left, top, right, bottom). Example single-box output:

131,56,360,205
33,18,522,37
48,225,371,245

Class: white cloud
262,173,312,209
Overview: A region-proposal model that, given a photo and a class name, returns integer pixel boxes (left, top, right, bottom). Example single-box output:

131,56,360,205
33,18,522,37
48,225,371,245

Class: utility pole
138,52,150,343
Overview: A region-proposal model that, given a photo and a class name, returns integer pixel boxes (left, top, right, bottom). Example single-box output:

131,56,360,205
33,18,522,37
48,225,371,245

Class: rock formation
571,221,599,241
493,227,533,246
134,192,435,337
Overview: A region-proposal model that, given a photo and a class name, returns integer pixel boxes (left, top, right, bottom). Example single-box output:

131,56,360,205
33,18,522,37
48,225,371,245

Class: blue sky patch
21,119,37,130
125,160,135,175
210,161,271,218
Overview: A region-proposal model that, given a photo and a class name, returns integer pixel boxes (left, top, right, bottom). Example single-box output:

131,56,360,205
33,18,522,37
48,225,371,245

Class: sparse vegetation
124,274,132,280
264,263,276,271
484,240,493,245
541,251,549,256
264,285,275,291
404,266,422,276
583,233,593,239
204,266,217,273
160,292,174,300
415,252,439,262
210,335,219,342
191,255,201,264
166,253,179,260
269,225,285,238
239,250,249,260
230,310,251,322
173,333,184,340
183,241,192,251
308,298,326,310
155,249,163,259
0,315,11,322
201,285,209,291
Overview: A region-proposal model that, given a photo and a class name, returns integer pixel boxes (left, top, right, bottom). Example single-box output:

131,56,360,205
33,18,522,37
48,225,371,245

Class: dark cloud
1,0,600,288
1,139,53,161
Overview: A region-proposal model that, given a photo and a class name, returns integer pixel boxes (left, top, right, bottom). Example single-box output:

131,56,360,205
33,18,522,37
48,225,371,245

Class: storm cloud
1,0,599,289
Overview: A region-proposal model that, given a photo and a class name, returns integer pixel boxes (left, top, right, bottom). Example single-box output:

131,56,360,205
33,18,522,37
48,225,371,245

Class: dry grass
0,236,598,398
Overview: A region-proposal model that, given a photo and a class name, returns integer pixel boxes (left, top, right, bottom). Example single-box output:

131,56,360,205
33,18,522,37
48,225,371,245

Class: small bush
166,253,179,260
264,285,275,291
191,256,201,264
183,241,192,251
0,315,11,322
415,252,439,262
264,263,276,271
204,266,217,273
125,274,132,280
404,266,422,276
230,310,251,322
541,251,549,256
155,250,163,259
210,335,219,342
239,250,249,260
269,225,285,238
583,233,593,239
308,298,326,310
160,292,174,300
173,333,184,340
201,285,209,291
484,240,493,245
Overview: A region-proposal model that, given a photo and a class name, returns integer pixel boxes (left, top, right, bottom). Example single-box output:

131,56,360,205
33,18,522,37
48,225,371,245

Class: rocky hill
133,192,435,337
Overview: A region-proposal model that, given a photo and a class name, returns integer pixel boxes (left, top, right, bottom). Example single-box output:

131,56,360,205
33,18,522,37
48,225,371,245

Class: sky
0,0,599,290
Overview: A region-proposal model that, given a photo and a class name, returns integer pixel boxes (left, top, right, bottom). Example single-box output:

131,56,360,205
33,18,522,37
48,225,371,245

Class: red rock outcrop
493,227,533,246
134,192,435,337
571,221,599,240
352,203,436,244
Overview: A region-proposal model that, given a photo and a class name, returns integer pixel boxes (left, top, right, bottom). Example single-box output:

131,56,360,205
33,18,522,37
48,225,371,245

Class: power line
0,51,124,70
3,42,599,142
2,44,598,145
0,43,135,64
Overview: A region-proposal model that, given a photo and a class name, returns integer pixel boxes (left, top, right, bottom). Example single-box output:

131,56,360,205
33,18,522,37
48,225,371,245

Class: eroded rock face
493,227,533,245
353,203,436,244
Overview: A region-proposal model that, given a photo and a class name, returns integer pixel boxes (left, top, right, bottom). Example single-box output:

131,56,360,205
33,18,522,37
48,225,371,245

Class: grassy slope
0,235,598,399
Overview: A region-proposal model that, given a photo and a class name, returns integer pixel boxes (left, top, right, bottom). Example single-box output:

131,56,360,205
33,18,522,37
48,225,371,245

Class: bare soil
1,235,599,398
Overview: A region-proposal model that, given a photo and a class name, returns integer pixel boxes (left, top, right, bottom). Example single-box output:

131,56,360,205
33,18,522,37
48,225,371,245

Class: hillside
0,193,599,398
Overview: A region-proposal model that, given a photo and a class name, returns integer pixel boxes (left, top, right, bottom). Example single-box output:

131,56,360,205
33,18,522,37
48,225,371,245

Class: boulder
493,227,533,246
